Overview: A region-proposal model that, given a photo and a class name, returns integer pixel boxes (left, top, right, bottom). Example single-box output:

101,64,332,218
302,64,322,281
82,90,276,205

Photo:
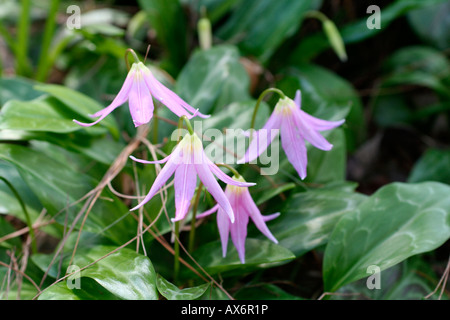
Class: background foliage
0,0,449,300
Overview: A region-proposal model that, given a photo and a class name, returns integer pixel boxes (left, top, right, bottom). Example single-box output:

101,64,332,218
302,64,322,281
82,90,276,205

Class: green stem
152,107,159,144
178,115,194,136
250,88,286,135
16,0,32,76
188,182,203,253
304,10,329,23
35,0,60,82
0,177,37,254
173,221,180,282
124,48,140,70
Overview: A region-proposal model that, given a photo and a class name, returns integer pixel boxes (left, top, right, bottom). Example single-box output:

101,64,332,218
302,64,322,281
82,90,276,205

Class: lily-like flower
197,175,279,264
130,132,255,222
73,61,209,128
238,90,345,180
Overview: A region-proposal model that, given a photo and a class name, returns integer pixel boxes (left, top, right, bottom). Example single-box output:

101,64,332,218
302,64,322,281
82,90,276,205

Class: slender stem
16,0,32,76
188,182,203,253
0,177,37,254
174,221,180,282
304,10,329,23
250,88,286,135
35,0,60,82
152,106,159,144
216,163,241,179
124,48,140,70
178,115,194,136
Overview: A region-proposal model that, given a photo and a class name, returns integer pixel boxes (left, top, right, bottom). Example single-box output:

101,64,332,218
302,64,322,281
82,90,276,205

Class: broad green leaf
329,257,443,300
323,182,450,292
407,1,450,50
0,77,44,106
216,0,321,63
0,161,42,223
0,97,105,134
408,148,450,184
66,245,158,300
190,238,295,277
38,276,121,300
252,187,367,257
0,144,136,245
35,84,119,139
156,274,210,300
175,45,251,116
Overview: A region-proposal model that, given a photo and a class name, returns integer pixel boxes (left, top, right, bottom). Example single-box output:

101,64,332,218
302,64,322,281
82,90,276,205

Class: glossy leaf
323,182,450,292
39,246,157,300
190,238,295,276
408,148,450,184
156,274,210,300
252,186,367,257
216,0,321,63
175,45,251,116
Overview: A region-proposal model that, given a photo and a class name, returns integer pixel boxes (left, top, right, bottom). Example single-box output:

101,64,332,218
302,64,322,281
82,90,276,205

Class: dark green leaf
408,148,450,184
323,182,450,292
253,187,367,257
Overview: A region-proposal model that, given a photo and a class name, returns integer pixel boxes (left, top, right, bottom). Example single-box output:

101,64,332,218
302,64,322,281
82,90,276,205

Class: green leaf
34,84,119,139
189,238,295,277
408,148,450,184
323,182,450,292
71,245,158,300
216,0,321,63
0,144,136,245
407,1,450,50
175,45,251,116
0,97,104,134
0,77,44,106
253,186,367,257
156,274,210,300
329,257,443,300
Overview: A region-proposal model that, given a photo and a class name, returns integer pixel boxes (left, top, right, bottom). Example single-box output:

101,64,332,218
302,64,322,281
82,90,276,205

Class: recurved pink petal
128,73,154,127
196,204,219,219
129,155,171,165
207,161,255,188
172,164,198,222
292,110,333,151
280,115,308,180
229,194,249,264
237,111,282,164
195,162,235,223
299,109,345,132
143,66,209,119
73,69,134,127
130,151,180,211
242,189,278,244
217,207,231,258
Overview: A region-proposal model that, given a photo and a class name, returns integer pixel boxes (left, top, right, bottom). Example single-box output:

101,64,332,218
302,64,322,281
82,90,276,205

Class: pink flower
197,175,279,263
130,132,255,222
73,62,209,128
237,90,345,179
